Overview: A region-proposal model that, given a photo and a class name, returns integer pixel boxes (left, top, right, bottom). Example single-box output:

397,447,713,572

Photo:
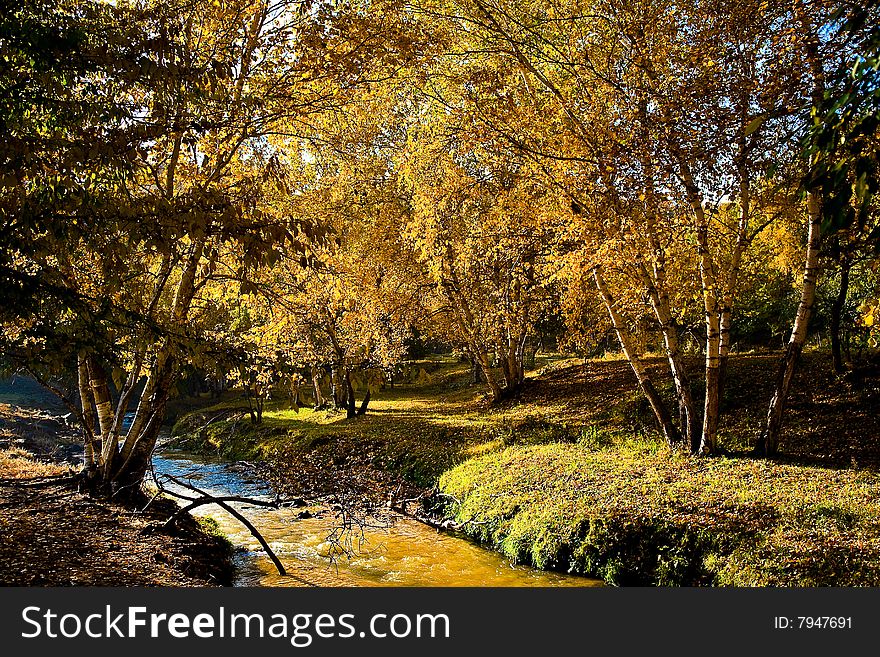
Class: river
152,448,600,587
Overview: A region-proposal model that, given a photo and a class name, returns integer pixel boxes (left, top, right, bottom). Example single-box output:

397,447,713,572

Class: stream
1,376,599,587
151,447,601,587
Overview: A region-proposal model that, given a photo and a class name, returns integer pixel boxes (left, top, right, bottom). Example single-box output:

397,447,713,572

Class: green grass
439,440,880,586
196,515,234,551
170,393,624,488
167,359,597,486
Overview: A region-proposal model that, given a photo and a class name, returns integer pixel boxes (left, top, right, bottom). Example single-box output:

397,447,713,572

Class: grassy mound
439,439,880,586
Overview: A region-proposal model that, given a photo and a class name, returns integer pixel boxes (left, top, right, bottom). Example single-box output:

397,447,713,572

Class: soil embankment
0,382,235,587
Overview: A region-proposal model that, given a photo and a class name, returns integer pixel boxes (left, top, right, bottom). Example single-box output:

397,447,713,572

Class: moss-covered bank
439,440,880,586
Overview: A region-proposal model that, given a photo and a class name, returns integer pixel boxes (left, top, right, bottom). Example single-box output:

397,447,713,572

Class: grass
0,448,65,479
167,352,880,585
439,439,880,585
196,515,234,551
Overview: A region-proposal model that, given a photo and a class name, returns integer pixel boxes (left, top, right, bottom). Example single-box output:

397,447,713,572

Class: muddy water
152,450,601,587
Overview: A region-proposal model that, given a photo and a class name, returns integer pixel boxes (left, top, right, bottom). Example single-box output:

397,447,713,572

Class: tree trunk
439,259,503,401
290,376,301,412
683,170,722,455
755,8,825,456
344,370,356,419
507,334,526,387
113,394,168,490
244,373,259,424
500,335,525,396
517,333,528,381
470,356,482,384
755,193,822,457
593,267,681,446
357,389,371,416
311,365,325,408
500,353,513,388
101,242,203,491
701,310,722,455
255,387,264,424
634,133,700,450
87,357,119,478
476,349,503,402
831,257,850,374
330,365,342,409
716,103,754,418
636,261,699,449
112,360,178,490
77,353,99,470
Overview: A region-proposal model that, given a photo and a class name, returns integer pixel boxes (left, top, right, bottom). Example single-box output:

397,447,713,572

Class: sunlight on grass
440,444,880,586
0,449,64,479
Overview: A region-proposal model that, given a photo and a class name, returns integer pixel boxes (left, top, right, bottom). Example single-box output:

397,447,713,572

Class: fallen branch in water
153,472,288,577
163,495,278,527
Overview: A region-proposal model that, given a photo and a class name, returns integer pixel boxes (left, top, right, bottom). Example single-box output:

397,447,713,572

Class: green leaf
744,116,764,136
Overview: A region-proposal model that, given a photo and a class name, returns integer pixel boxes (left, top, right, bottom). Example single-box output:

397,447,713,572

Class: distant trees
401,123,560,401
246,154,423,417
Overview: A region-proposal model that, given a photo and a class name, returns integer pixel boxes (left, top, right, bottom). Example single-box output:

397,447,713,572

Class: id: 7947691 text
773,617,852,629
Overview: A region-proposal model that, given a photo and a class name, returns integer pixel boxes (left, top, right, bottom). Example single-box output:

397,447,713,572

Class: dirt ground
0,477,233,586
0,400,234,586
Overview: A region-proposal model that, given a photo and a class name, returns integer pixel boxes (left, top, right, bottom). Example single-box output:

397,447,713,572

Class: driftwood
162,495,279,526
153,472,288,577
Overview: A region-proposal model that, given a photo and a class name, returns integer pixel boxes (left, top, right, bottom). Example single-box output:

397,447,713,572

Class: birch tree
419,0,853,452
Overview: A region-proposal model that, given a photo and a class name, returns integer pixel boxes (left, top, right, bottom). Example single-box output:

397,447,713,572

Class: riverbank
441,444,880,585
168,352,880,586
0,401,235,587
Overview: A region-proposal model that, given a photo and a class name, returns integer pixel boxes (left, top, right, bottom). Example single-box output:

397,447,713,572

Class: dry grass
0,448,64,479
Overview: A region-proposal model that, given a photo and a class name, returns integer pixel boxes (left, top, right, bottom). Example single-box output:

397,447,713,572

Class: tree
249,172,423,418
756,0,880,455
401,108,561,401
1,0,360,491
419,0,854,453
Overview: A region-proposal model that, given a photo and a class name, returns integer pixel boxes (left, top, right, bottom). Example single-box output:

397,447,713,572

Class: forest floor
0,402,234,586
160,351,880,585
